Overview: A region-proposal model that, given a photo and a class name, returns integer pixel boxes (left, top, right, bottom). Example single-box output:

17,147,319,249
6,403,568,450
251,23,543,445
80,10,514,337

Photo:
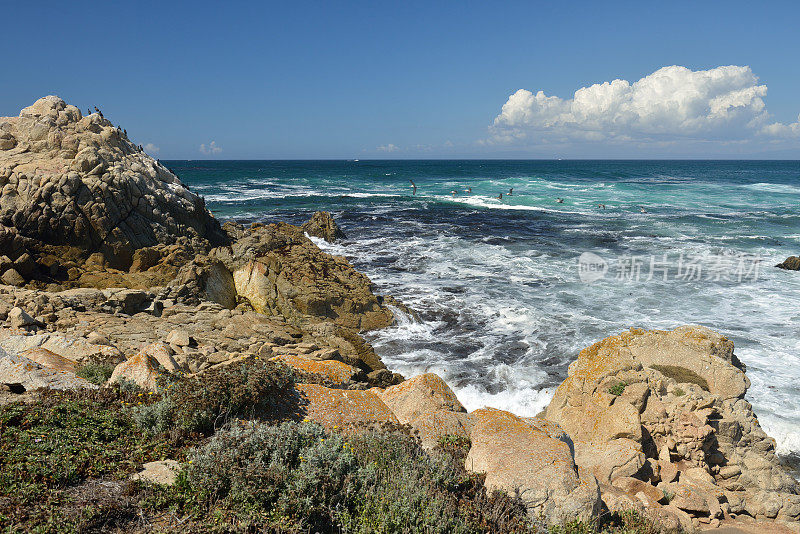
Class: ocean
169,159,800,458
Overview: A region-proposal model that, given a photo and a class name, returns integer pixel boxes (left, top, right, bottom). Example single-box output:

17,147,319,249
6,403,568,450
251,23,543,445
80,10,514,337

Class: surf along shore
0,96,798,533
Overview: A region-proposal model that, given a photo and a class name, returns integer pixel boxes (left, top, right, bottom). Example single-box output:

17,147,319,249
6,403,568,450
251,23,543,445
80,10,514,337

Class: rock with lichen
0,96,227,282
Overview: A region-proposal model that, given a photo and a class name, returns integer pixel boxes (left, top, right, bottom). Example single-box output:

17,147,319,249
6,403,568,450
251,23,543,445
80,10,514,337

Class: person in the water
640,206,647,213
497,192,503,200
451,190,457,197
508,187,513,196
409,180,417,195
464,187,472,194
556,198,564,203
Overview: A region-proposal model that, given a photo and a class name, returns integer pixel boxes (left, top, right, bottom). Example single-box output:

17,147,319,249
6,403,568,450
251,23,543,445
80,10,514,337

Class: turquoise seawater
169,159,800,456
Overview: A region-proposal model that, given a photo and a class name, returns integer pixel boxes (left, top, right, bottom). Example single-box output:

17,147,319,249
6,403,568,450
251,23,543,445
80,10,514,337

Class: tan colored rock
376,373,465,424
0,332,124,365
19,348,77,373
165,329,192,347
0,348,96,390
296,383,399,429
271,353,359,384
137,342,181,373
228,222,394,331
131,460,180,485
203,261,236,309
546,325,800,524
8,307,35,328
2,269,25,287
600,484,646,515
109,353,160,391
0,96,227,273
611,476,664,506
372,373,470,449
465,408,601,524
409,409,473,450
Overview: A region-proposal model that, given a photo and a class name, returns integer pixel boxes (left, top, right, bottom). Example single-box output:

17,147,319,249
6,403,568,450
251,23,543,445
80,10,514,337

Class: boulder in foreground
465,407,601,524
546,325,800,523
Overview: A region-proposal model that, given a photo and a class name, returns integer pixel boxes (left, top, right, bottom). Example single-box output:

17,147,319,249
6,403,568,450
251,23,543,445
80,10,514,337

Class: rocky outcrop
216,221,394,331
0,96,226,278
776,256,800,270
546,326,800,525
0,346,96,391
301,211,346,243
466,408,601,524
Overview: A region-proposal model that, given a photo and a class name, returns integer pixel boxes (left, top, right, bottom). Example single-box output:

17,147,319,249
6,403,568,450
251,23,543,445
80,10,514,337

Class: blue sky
2,0,799,158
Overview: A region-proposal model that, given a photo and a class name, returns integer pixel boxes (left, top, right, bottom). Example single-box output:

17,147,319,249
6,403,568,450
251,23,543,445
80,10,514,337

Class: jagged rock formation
546,326,800,525
0,96,226,277
301,210,346,242
212,221,394,331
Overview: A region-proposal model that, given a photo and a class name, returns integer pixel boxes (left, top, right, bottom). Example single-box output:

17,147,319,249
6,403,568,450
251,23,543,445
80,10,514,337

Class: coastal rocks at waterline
301,210,346,243
776,256,800,270
221,221,395,331
546,325,800,524
0,96,227,276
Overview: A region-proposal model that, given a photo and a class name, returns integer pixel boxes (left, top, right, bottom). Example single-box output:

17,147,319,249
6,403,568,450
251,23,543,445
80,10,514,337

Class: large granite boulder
546,326,800,523
465,408,601,525
0,96,227,276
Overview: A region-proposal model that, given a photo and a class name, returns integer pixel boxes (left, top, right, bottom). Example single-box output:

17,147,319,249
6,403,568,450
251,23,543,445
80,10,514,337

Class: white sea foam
743,183,800,194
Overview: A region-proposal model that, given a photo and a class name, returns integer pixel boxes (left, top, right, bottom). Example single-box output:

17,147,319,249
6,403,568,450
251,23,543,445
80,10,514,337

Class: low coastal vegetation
0,365,666,533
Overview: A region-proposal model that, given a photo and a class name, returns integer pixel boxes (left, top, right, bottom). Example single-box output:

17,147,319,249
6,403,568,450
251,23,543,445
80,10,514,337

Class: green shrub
75,361,116,385
134,357,295,436
608,382,627,396
182,421,364,530
549,509,662,533
153,422,533,533
673,387,685,397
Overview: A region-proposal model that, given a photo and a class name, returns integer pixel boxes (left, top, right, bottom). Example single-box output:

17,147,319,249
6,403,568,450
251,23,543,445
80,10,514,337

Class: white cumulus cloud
200,141,222,155
143,143,159,154
377,143,399,152
489,65,799,146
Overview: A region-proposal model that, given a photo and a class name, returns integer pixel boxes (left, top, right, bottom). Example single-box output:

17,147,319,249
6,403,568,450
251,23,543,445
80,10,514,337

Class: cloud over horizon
199,141,222,155
488,65,800,149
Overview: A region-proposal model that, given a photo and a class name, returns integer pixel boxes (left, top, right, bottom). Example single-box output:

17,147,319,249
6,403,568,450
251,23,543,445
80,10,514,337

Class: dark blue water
170,159,800,454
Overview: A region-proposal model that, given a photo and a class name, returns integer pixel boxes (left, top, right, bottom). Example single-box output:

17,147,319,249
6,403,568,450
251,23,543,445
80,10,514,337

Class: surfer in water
409,180,417,196
640,206,647,213
508,188,513,196
464,187,472,194
497,192,503,200
451,190,457,197
556,198,564,203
